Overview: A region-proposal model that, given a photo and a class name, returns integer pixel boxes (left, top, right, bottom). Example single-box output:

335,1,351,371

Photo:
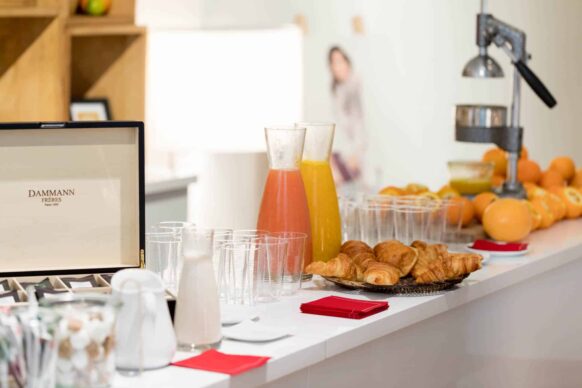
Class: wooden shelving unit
0,0,145,121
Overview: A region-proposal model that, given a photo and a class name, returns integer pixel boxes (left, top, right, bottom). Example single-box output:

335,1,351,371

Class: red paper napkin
472,239,528,252
300,296,388,319
172,349,270,375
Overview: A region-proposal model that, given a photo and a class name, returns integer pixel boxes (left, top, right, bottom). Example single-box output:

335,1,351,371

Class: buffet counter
114,220,582,388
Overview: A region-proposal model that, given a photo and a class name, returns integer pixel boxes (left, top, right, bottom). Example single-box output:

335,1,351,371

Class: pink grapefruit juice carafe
257,126,313,270
297,122,342,262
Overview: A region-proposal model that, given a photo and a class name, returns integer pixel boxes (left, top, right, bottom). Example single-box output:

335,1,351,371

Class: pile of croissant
305,240,483,286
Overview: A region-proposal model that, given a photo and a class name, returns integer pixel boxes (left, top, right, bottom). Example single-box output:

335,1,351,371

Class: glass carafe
174,228,222,351
298,122,342,262
257,127,313,270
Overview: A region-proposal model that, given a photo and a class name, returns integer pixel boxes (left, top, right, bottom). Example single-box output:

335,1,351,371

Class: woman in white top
328,46,367,191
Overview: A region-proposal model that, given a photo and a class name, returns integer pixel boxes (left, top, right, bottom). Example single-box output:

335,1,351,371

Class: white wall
138,0,582,191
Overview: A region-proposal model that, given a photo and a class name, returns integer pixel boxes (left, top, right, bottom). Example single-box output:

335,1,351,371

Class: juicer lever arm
514,60,557,108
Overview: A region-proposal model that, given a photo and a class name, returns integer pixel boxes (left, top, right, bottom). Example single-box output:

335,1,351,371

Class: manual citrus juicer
455,0,557,198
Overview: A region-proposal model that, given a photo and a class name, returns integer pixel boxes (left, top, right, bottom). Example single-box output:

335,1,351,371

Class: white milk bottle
173,229,222,350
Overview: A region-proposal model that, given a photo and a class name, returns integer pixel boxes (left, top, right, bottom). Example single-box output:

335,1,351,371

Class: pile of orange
476,147,582,241
376,147,582,243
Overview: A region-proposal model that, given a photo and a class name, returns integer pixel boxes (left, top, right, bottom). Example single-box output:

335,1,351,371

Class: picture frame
69,98,112,121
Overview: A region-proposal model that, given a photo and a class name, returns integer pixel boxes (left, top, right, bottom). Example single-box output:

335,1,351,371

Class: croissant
413,252,483,284
305,253,356,280
410,240,448,278
352,252,377,270
447,253,482,278
364,262,400,286
374,240,418,277
340,240,374,258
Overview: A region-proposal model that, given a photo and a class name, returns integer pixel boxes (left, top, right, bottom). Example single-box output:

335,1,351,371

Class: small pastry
413,258,448,284
410,240,448,278
447,252,483,278
305,254,356,280
363,262,400,286
340,240,374,258
374,240,418,277
352,252,377,270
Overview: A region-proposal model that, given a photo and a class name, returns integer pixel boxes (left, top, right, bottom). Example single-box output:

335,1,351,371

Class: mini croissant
364,262,400,286
374,240,419,277
413,252,482,284
305,254,356,279
340,240,374,258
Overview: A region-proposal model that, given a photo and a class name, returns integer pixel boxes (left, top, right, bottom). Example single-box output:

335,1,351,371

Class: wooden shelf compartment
70,32,145,121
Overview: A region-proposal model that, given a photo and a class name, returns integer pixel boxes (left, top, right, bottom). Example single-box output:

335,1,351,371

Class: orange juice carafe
298,123,342,263
257,127,313,269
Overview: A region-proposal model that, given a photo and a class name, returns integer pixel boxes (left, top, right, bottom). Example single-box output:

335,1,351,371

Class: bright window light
146,27,303,157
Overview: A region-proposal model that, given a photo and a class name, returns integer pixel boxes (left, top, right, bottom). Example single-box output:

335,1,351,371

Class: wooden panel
0,16,67,120
68,23,144,36
70,32,145,120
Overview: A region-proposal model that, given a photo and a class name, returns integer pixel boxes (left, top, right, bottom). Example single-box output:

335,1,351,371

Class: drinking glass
393,204,433,245
218,238,287,305
270,232,307,295
357,203,396,246
339,195,360,241
145,231,180,294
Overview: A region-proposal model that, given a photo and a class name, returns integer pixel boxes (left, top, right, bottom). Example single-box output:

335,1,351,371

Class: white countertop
113,219,582,388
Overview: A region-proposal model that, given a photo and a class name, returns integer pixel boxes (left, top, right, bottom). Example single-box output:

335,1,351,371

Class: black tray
323,274,468,296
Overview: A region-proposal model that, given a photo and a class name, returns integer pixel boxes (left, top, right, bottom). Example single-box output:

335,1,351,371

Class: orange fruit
437,185,460,199
523,182,547,200
517,159,542,184
545,192,567,221
472,192,498,222
530,197,555,229
491,174,505,188
570,169,582,188
482,198,532,242
520,146,529,160
540,169,566,189
549,156,576,181
523,200,542,231
483,147,507,176
446,196,475,227
548,187,582,219
379,186,404,196
404,183,429,195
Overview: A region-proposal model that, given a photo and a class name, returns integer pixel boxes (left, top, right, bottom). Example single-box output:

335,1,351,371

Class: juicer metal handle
514,60,557,108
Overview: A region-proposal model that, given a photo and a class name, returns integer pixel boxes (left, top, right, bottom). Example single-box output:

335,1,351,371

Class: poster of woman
328,45,367,192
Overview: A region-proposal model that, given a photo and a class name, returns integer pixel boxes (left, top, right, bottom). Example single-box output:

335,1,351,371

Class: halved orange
523,200,542,231
523,183,547,200
530,197,555,229
548,186,582,219
545,192,567,221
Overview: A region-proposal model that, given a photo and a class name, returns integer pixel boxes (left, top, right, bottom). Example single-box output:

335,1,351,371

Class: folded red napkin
172,349,270,375
472,239,528,252
300,296,388,319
